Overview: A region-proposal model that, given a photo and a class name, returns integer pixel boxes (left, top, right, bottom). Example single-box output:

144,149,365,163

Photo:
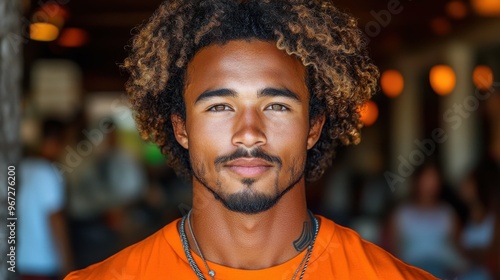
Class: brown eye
266,104,288,111
209,104,231,111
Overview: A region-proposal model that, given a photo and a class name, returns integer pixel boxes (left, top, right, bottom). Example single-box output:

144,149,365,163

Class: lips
224,158,273,177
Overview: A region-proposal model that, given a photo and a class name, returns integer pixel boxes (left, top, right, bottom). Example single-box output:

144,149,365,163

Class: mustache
214,148,282,167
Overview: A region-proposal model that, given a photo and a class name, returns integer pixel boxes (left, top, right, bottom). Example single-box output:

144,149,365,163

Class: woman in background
389,162,465,279
459,164,499,280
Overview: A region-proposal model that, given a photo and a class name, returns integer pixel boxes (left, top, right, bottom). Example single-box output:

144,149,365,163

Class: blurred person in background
18,118,74,280
389,162,465,278
66,119,147,268
461,87,500,279
458,162,500,280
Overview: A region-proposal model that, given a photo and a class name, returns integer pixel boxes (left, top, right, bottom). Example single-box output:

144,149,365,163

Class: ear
171,114,189,149
307,114,325,150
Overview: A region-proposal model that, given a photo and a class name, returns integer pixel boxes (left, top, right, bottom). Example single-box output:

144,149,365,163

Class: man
66,0,437,279
19,119,74,279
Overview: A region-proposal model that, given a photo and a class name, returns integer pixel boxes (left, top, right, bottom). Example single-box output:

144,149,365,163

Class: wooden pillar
0,0,22,279
441,42,479,187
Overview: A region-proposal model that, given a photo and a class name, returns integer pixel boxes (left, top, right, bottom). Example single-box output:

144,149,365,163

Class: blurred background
1,0,499,279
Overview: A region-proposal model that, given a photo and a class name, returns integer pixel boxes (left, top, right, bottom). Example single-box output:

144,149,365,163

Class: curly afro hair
123,0,379,181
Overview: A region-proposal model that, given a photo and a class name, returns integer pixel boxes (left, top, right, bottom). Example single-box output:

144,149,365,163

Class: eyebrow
195,88,236,104
195,87,301,104
258,88,301,102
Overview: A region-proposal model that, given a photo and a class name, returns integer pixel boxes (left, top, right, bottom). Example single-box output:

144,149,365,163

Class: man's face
172,40,324,214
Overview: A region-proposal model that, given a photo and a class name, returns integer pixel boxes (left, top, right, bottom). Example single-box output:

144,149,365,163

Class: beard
191,148,305,214
198,175,303,214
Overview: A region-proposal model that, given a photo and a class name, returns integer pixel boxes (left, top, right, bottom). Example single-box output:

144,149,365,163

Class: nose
231,108,267,148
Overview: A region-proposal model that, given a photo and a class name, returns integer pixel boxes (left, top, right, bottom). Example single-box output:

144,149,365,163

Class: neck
187,178,312,270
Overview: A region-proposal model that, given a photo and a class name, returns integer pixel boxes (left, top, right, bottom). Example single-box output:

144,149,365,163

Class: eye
208,104,232,112
265,104,289,111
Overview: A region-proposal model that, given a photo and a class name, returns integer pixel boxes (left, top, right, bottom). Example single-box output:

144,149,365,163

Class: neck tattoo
293,220,313,252
179,210,319,280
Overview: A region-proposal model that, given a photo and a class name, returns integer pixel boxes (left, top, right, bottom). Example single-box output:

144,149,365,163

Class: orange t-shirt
65,216,437,279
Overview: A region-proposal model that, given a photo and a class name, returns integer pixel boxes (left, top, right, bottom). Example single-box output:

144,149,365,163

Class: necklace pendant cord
180,213,207,280
188,210,216,280
179,210,319,280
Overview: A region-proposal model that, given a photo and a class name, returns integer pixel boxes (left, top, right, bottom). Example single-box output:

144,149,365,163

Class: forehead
185,40,308,97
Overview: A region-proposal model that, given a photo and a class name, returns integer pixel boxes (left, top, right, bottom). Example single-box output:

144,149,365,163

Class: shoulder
21,157,63,185
64,219,191,280
21,158,55,175
310,216,438,279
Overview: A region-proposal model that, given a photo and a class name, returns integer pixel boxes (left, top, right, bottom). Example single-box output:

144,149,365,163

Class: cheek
268,118,309,146
267,120,309,164
187,118,230,158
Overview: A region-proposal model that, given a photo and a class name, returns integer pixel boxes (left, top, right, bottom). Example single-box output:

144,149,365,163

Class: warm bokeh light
473,65,494,90
30,22,59,42
431,17,452,35
446,0,468,19
430,65,456,95
472,0,500,16
58,28,89,47
359,100,379,127
381,69,404,98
